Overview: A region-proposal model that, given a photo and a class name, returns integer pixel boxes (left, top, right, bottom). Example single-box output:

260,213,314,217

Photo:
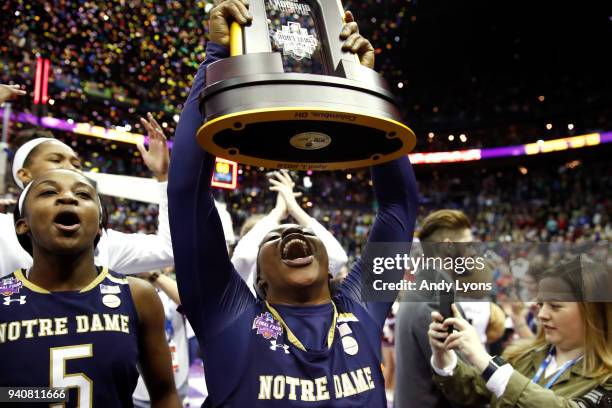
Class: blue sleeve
338,156,418,328
168,42,255,343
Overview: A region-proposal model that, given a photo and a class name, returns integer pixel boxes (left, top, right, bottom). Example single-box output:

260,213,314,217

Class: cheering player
0,169,180,407
168,1,418,406
0,113,173,277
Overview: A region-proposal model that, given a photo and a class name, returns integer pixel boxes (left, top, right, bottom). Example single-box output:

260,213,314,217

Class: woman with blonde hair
427,255,612,407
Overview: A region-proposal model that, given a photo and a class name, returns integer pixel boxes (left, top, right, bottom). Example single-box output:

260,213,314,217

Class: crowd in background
2,0,611,152
227,158,612,263
2,123,609,261
3,126,606,264
1,2,612,407
69,142,609,262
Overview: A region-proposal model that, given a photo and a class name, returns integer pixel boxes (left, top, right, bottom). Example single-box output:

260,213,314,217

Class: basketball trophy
197,0,416,170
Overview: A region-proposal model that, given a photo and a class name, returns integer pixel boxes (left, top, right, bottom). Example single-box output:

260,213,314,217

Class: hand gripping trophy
197,0,417,171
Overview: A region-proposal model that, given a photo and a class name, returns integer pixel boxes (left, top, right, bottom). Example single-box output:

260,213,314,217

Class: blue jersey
196,295,393,406
0,268,140,407
168,43,418,407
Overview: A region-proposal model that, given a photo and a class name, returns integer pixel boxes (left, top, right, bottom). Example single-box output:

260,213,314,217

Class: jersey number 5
50,344,93,408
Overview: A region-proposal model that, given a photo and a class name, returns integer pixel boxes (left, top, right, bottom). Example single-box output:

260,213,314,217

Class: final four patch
0,277,23,296
252,312,283,340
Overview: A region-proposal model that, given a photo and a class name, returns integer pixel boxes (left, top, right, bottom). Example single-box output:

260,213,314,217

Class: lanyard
265,301,338,352
531,347,582,389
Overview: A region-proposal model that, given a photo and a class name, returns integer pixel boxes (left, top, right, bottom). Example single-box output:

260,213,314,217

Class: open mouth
280,233,314,267
53,210,81,233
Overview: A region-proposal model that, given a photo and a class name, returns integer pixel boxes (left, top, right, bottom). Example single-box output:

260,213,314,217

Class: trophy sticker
272,22,318,60
290,132,331,150
269,0,312,16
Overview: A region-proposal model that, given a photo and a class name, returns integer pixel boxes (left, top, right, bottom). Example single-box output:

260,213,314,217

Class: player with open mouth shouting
168,1,418,406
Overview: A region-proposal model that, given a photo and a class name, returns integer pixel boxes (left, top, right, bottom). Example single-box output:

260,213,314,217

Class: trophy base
198,67,416,171
197,107,414,171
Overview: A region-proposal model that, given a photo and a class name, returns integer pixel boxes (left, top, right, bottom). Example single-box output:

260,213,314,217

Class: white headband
17,181,34,214
12,138,62,189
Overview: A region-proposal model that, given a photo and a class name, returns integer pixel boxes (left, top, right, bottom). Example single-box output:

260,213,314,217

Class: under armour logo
269,340,290,354
3,296,26,305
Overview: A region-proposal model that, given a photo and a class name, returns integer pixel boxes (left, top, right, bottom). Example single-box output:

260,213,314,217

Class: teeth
282,238,308,259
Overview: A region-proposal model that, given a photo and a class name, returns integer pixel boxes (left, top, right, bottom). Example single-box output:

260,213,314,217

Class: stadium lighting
33,57,51,106
3,108,609,167
41,58,50,105
397,82,404,88
546,123,553,130
448,135,454,141
538,95,545,102
303,176,312,188
33,58,42,105
428,132,434,138
459,134,467,142
568,123,574,130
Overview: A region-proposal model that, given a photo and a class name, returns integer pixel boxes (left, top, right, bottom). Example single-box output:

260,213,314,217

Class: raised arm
99,181,173,274
231,196,286,282
307,218,348,277
139,270,182,306
99,116,174,275
339,155,419,326
168,40,254,341
268,170,348,276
